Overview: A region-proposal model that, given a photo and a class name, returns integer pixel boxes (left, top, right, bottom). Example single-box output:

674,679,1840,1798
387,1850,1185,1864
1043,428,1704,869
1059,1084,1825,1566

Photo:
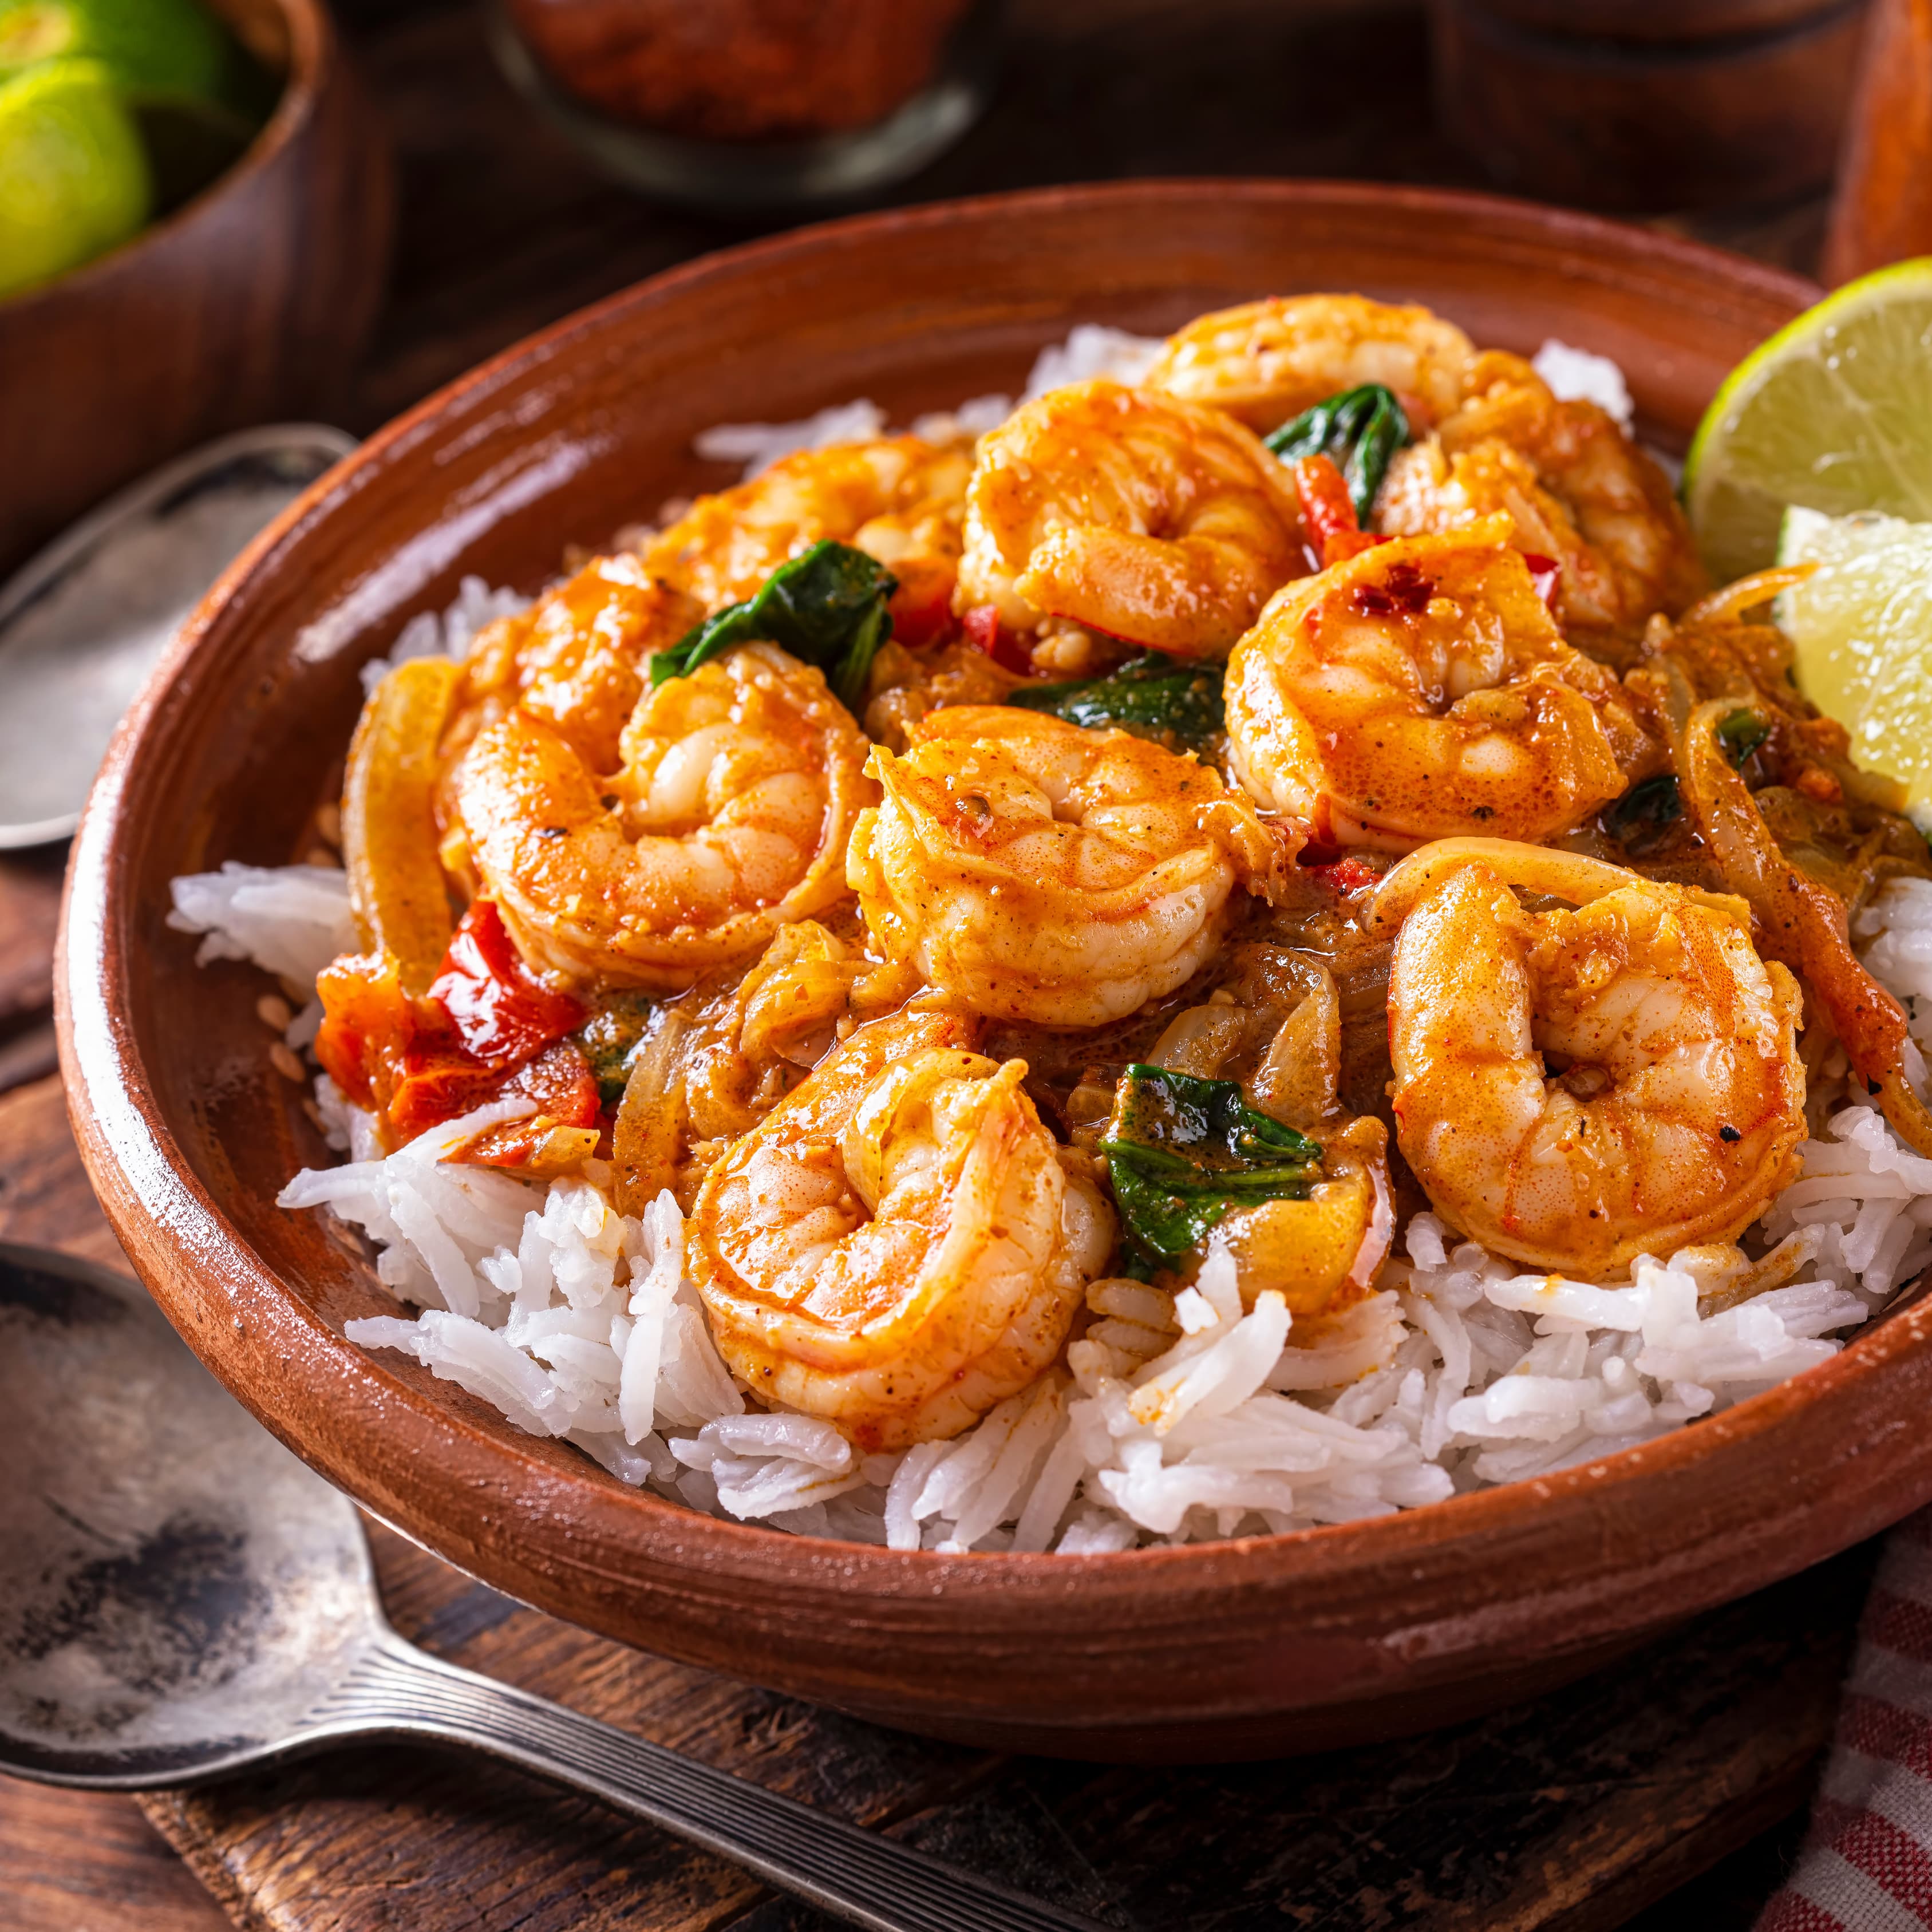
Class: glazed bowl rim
63,175,1895,1604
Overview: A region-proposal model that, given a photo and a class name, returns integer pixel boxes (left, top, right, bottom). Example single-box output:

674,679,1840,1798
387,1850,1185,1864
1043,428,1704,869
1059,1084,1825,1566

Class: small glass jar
489,0,999,210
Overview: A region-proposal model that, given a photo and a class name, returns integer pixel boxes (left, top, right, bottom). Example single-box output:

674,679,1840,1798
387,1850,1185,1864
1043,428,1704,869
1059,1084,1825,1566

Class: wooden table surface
0,1,1851,1925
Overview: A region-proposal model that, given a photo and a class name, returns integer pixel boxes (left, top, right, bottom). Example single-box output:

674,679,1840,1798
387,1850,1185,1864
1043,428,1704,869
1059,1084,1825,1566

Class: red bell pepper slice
1292,455,1386,569
962,603,1036,676
1521,551,1562,609
428,900,584,1066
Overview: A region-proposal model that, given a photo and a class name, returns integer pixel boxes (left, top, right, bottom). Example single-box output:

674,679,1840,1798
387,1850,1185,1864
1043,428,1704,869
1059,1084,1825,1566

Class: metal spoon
0,424,354,850
0,1241,1111,1932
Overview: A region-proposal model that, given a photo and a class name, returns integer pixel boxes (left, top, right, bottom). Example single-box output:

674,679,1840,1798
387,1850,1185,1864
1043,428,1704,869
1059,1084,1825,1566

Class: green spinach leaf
1265,383,1411,522
1605,772,1682,846
1716,708,1771,769
574,991,657,1107
1008,651,1224,749
1100,1064,1323,1264
650,540,896,712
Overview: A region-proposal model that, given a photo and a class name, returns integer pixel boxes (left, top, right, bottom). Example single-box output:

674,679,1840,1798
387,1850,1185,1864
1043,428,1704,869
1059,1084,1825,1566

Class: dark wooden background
0,1,1851,1925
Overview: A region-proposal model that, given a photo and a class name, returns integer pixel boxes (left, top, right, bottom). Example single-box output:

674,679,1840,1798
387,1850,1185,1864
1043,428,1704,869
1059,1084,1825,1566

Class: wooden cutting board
0,1061,1863,1932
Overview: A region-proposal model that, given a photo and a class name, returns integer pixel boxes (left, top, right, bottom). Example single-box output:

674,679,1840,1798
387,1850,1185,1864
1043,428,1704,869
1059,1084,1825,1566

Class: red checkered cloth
1759,1512,1932,1930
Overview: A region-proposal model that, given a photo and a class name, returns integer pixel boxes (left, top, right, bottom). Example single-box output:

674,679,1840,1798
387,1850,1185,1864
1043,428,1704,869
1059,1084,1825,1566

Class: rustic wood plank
0,1019,58,1097
0,848,63,1032
651,1575,1859,1932
342,0,1493,435
0,1070,127,1270
0,1780,234,1932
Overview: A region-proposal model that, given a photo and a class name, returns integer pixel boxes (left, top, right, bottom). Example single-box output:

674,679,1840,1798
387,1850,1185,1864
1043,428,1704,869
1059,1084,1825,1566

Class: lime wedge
1777,505,1932,827
0,56,151,299
1684,259,1932,584
0,0,244,105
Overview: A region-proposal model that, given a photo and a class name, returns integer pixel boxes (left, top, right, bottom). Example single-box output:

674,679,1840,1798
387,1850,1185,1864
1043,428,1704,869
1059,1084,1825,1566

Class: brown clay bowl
58,180,1925,1765
0,0,393,576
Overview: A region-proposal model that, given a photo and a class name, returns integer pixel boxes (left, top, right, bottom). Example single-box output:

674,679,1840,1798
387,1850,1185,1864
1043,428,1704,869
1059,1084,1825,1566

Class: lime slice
0,0,243,105
0,57,151,299
1684,259,1932,584
1777,504,1932,827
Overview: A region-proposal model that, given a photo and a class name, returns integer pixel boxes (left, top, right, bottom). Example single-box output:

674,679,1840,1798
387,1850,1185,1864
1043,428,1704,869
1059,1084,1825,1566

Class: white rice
167,863,355,993
1532,338,1635,429
161,836,1932,1552
692,324,1165,481
359,575,530,694
696,400,893,480
161,337,1932,1552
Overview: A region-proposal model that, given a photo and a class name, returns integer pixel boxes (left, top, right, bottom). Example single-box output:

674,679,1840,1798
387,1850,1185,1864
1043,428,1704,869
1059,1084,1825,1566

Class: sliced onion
1674,691,1931,1155
1249,962,1341,1132
342,659,461,994
613,1008,692,1216
1146,1003,1251,1078
1681,563,1814,629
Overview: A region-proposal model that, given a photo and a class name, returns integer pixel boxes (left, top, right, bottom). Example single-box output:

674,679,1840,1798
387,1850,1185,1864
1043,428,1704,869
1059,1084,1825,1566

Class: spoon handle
313,1630,1113,1932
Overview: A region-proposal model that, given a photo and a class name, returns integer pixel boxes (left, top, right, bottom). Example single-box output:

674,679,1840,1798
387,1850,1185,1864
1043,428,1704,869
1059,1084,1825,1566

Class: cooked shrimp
446,554,701,775
848,705,1287,1028
955,380,1305,659
1144,293,1475,435
1225,523,1658,849
611,915,924,1212
689,1005,1115,1449
1373,840,1806,1275
1377,352,1706,652
451,642,870,989
639,435,971,642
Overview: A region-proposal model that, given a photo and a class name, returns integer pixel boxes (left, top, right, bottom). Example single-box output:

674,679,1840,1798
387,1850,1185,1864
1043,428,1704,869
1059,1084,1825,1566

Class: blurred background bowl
0,0,392,577
1430,0,1871,214
487,0,999,210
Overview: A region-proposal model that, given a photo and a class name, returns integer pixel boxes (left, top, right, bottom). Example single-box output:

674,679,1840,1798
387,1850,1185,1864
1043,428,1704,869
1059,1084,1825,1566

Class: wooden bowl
0,0,393,577
60,181,1920,1765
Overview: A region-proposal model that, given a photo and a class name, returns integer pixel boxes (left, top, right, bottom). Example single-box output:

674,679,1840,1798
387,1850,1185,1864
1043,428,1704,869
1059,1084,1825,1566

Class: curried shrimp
1373,840,1806,1275
1144,293,1475,435
955,379,1305,659
848,705,1287,1028
1226,523,1659,849
610,915,924,1212
689,1005,1115,1449
639,436,971,644
451,642,870,989
1376,352,1706,654
443,553,701,776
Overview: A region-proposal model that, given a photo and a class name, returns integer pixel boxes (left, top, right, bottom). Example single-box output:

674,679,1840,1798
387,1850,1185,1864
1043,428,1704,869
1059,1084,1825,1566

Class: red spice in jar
505,0,976,143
